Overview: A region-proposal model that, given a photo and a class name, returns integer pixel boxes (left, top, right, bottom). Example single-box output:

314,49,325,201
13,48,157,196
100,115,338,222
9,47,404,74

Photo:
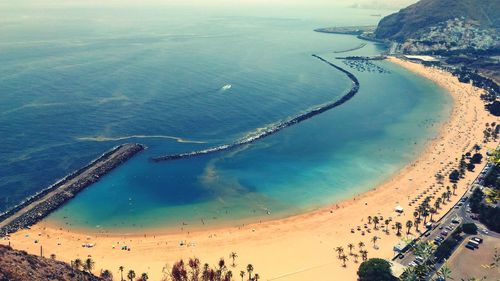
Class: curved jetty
152,55,359,162
0,143,145,236
333,43,367,53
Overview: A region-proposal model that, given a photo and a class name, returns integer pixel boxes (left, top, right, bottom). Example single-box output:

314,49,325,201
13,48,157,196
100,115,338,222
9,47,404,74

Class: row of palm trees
412,185,455,231
367,215,412,237
118,266,149,281
70,257,149,281
70,257,95,273
164,256,259,281
335,241,370,267
70,252,256,281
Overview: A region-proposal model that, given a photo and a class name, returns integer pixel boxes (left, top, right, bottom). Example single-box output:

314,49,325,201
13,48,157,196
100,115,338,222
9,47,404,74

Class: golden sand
2,57,498,281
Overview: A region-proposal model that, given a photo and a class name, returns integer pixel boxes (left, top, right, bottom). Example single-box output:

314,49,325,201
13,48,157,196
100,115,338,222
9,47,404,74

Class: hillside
375,0,500,41
0,245,102,281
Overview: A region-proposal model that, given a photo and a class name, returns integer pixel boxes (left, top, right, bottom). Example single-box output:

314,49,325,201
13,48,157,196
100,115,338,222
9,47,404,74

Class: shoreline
1,58,496,281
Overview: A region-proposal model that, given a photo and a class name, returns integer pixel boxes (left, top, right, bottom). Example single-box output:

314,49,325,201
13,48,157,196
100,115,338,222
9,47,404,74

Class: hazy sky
1,0,417,9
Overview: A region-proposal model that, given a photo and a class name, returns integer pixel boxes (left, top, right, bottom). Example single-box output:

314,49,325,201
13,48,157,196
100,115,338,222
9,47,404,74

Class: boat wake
152,55,359,162
221,84,232,91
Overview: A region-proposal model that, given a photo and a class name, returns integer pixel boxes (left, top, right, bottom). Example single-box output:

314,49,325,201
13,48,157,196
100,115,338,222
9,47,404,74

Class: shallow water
0,4,452,232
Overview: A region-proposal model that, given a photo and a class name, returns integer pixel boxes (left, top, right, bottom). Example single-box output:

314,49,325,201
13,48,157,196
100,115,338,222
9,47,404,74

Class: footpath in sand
1,58,498,281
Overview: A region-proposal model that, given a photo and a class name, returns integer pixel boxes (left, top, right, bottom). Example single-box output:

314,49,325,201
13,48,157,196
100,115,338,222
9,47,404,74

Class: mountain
0,245,102,281
375,0,500,42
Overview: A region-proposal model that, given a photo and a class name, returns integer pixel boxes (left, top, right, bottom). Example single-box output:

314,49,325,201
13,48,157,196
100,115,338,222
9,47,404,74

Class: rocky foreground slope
0,245,102,281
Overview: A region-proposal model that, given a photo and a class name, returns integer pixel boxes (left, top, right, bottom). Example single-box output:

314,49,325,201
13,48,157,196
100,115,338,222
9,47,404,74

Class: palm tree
50,254,56,260
127,270,136,281
402,266,418,281
119,266,124,281
83,258,95,273
422,210,429,224
430,207,437,222
239,270,245,281
367,216,372,224
442,192,448,203
438,264,453,281
414,217,421,232
417,206,424,219
436,173,444,184
229,252,238,267
413,211,419,220
395,222,402,236
406,220,413,234
140,273,149,281
353,254,359,263
218,258,226,272
188,258,200,280
225,271,233,281
254,273,260,280
347,243,354,255
246,264,254,281
74,258,83,271
340,254,349,267
434,200,441,210
372,216,380,229
358,241,365,250
452,183,457,195
360,250,368,261
384,219,390,234
335,246,344,258
100,270,113,281
371,236,379,248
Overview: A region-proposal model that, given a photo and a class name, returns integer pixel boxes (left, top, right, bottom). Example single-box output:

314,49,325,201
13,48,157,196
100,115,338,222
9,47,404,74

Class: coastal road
396,162,498,268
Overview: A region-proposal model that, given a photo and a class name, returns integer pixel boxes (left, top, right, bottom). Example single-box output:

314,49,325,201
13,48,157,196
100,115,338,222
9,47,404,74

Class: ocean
0,4,451,232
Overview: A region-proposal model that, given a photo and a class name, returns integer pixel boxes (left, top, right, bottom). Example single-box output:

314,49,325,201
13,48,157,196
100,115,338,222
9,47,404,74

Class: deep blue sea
0,4,451,232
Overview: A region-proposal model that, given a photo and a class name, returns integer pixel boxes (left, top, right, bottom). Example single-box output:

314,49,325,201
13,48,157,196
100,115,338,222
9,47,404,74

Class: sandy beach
1,57,498,281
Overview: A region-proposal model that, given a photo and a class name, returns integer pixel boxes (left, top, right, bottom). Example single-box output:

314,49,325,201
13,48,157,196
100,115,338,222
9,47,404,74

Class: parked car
472,237,483,244
465,244,476,250
467,240,479,249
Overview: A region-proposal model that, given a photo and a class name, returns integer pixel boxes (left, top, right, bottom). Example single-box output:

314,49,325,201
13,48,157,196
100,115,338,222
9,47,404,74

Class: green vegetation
357,258,397,281
483,164,500,188
462,223,478,234
162,258,256,281
469,187,500,232
449,170,460,182
435,236,461,262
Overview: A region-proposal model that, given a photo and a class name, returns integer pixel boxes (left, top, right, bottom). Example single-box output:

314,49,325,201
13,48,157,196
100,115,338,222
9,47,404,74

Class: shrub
449,170,460,182
434,237,460,262
357,258,397,281
471,153,482,164
461,223,478,234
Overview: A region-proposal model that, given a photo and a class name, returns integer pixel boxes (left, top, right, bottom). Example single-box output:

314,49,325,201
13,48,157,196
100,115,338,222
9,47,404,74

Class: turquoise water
0,4,451,232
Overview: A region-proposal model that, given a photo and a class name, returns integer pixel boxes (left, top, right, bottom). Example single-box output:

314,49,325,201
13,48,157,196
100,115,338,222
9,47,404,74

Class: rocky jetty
0,143,145,236
152,55,359,162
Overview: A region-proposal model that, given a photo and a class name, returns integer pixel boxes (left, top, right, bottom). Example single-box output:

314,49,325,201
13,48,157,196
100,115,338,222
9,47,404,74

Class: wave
151,55,359,162
76,135,206,144
1,102,67,116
